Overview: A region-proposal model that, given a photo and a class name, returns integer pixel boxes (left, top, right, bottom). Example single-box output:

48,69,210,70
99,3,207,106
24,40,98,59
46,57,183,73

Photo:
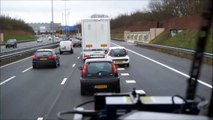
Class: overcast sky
1,0,150,26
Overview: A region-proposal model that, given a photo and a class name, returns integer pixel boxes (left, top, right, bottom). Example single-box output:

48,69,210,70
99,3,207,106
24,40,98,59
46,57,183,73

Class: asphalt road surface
0,37,61,53
0,40,212,120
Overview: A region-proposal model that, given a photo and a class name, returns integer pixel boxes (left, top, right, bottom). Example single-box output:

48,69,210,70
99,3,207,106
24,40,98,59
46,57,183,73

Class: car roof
7,39,16,41
85,58,112,63
109,46,125,50
36,49,54,52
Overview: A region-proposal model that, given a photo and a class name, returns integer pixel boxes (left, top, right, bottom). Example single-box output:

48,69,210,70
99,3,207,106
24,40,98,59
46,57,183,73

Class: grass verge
150,29,213,53
3,34,37,43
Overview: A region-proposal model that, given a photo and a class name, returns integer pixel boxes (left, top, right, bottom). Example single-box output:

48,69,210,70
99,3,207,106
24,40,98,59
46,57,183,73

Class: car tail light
82,64,87,77
84,54,89,59
48,56,56,59
108,50,112,56
33,56,38,60
125,50,128,55
112,63,118,76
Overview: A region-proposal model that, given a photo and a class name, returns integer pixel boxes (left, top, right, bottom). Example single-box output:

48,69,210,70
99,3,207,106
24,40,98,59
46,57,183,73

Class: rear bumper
81,77,120,94
59,48,72,52
6,44,16,47
82,52,106,60
33,60,55,66
112,58,130,65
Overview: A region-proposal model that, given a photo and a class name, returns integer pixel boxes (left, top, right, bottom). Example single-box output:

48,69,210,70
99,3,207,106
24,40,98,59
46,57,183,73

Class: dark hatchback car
72,39,82,47
5,39,17,48
80,58,120,95
32,49,60,69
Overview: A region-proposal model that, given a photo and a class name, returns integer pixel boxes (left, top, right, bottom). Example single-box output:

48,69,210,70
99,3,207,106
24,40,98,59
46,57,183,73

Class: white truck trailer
81,18,110,60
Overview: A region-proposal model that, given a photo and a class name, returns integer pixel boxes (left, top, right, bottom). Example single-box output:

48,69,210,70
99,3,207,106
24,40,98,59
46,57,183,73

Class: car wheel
58,60,60,66
81,87,86,96
59,50,63,54
70,49,73,54
126,63,129,67
54,61,58,68
33,65,38,69
115,87,120,93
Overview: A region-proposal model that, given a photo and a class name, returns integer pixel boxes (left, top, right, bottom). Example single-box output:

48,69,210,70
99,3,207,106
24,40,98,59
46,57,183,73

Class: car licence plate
95,85,107,89
115,61,123,64
40,58,47,60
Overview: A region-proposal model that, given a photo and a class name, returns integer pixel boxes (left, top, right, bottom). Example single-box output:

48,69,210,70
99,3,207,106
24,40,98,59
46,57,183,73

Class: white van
59,40,74,54
81,18,110,61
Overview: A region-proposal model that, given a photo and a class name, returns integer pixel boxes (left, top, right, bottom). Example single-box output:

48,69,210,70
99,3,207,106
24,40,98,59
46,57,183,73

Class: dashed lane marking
0,76,16,86
72,64,76,67
73,107,84,120
37,117,43,120
121,73,130,76
136,90,146,95
126,80,136,83
22,66,32,73
61,78,67,85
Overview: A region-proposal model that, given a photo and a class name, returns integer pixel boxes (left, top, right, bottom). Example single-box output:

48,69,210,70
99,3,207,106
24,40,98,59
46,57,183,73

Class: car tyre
115,86,120,93
126,63,129,67
59,50,63,54
70,49,74,54
81,87,86,96
33,65,38,69
54,61,58,68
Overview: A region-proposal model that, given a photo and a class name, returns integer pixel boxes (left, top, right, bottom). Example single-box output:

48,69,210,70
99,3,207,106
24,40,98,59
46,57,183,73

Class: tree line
0,16,34,33
111,0,206,30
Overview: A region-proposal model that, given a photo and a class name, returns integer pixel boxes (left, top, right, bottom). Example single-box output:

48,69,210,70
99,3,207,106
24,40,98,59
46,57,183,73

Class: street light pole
51,0,54,43
0,0,2,16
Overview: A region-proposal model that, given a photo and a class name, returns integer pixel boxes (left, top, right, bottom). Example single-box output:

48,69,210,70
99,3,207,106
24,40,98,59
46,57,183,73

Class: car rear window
87,62,113,77
35,51,52,57
111,49,126,57
7,39,16,43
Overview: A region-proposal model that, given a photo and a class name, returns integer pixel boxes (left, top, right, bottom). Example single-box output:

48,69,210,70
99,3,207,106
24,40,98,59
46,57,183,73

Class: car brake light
112,64,118,76
82,64,87,77
48,56,55,59
33,56,38,60
125,50,128,55
109,50,112,56
84,54,89,59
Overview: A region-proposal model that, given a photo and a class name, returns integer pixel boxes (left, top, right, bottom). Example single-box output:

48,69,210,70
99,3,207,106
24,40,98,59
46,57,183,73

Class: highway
0,37,61,53
0,40,212,120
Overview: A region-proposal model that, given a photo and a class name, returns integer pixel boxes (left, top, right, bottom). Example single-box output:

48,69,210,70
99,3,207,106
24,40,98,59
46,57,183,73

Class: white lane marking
22,66,33,73
73,107,84,120
117,68,125,71
77,57,80,59
72,64,76,67
121,73,130,76
0,76,16,86
126,80,136,83
111,42,213,88
37,117,43,120
61,78,67,85
136,90,146,95
0,55,33,68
